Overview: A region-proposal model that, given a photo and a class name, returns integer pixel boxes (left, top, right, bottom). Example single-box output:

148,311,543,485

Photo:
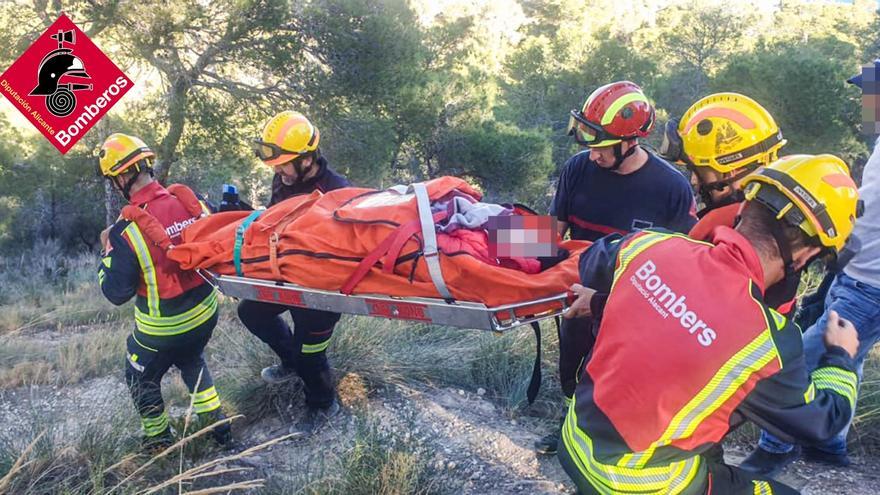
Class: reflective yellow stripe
98,268,106,285
812,367,858,410
753,480,773,495
624,329,777,469
194,397,221,414
131,332,159,353
136,290,217,327
564,404,702,493
561,400,702,493
192,386,221,414
199,200,211,216
611,232,713,291
135,290,217,336
142,411,169,437
803,382,816,404
601,92,648,125
611,232,668,290
768,309,786,329
124,223,160,316
302,337,331,354
102,256,112,268
193,386,217,403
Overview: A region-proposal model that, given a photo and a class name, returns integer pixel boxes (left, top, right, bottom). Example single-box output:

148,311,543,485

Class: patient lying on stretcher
168,176,590,308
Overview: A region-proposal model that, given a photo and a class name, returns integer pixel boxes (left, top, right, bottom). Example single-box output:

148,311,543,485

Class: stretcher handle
196,269,218,288
490,292,574,332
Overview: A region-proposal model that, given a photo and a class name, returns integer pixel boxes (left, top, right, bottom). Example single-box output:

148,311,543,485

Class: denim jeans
759,272,880,455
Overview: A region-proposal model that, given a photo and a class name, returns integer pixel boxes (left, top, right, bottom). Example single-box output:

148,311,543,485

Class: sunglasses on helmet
567,110,625,146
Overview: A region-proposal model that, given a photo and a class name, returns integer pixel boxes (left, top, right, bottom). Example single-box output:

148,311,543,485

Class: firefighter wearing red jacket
559,154,861,494
97,133,230,449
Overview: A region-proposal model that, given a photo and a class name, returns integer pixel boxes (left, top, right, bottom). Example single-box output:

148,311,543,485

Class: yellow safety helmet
98,133,155,177
676,93,786,173
252,111,320,167
741,154,860,253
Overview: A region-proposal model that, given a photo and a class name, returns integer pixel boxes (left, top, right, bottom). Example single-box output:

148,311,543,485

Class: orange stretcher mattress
168,177,590,308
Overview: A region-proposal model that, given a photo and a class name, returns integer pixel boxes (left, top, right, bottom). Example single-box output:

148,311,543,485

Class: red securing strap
382,210,448,273
340,229,402,295
341,210,448,295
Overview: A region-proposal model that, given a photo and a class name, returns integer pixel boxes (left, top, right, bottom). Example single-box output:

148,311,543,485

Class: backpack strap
167,183,210,218
119,184,207,252
119,205,173,251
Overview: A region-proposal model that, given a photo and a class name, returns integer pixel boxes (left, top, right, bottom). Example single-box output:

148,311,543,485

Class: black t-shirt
550,149,696,241
269,156,351,207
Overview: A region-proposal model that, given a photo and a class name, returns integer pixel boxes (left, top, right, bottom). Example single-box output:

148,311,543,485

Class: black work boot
534,417,563,455
534,429,561,455
739,446,801,477
292,398,341,436
200,410,235,448
802,446,851,468
142,427,176,455
261,364,297,384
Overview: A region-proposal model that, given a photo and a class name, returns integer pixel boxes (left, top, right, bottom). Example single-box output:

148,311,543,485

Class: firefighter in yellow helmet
97,133,231,450
240,111,350,434
739,62,880,478
660,93,786,238
660,93,807,316
559,154,860,494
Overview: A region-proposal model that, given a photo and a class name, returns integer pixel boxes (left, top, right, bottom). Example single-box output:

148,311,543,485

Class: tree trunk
104,180,123,226
153,78,190,184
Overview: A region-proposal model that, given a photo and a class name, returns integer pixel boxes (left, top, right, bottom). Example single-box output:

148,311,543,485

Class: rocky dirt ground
2,370,879,494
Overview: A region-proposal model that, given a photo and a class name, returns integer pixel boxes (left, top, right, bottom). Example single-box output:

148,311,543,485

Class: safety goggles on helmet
659,118,691,165
251,137,315,163
567,110,625,146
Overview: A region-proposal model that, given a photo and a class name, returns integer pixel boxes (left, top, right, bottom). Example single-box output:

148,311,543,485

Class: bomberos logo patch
0,14,132,154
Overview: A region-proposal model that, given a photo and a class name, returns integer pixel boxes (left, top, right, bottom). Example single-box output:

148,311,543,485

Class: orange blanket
168,177,589,307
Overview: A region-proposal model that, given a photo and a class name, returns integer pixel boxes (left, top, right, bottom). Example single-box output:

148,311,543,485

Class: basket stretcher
200,270,572,333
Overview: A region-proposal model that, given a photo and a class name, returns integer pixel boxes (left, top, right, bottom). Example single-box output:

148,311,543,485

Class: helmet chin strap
287,151,320,183
698,189,745,217
763,219,801,307
763,218,827,309
112,162,153,201
609,141,638,171
697,165,759,212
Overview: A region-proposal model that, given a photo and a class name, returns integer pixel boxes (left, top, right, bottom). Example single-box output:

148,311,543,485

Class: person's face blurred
859,63,880,135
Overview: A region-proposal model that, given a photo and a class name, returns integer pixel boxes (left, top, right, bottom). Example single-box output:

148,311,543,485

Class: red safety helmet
568,81,655,147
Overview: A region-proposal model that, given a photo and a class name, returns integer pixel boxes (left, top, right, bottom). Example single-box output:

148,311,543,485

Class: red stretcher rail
199,270,572,333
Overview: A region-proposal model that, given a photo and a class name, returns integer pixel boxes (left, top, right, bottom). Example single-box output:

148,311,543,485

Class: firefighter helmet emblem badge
29,28,93,117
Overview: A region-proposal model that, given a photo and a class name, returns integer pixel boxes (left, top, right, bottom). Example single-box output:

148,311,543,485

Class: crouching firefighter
239,111,350,435
559,154,862,494
96,133,231,450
